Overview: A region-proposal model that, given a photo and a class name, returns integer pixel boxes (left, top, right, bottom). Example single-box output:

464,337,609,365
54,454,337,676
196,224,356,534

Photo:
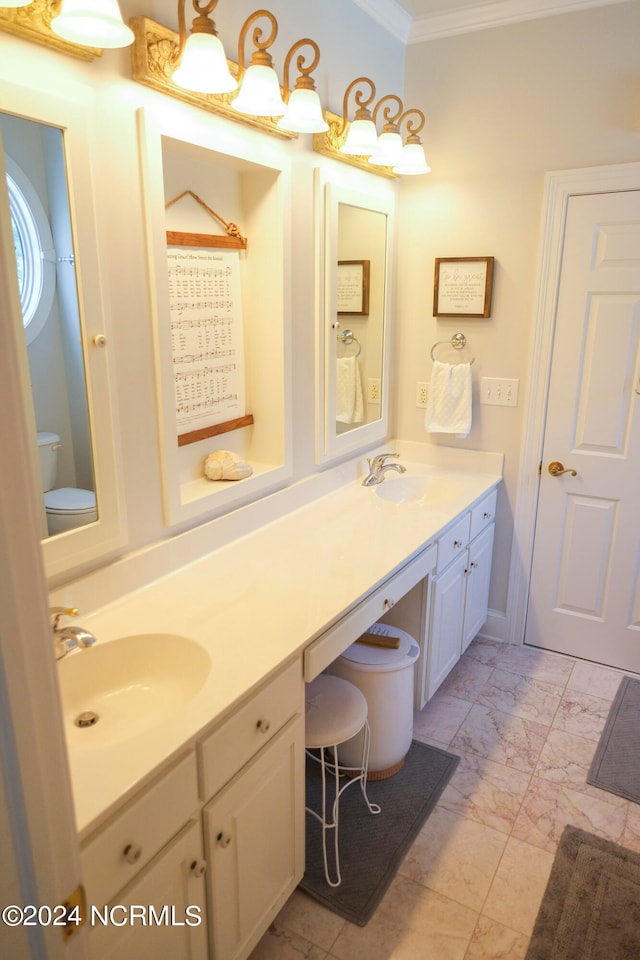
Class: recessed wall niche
139,110,291,527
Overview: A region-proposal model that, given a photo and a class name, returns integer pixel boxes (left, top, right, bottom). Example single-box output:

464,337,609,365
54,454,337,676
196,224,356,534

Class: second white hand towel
424,360,472,438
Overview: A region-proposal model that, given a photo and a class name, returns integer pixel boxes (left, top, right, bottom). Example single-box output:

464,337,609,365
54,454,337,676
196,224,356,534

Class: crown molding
350,0,412,43
408,0,630,43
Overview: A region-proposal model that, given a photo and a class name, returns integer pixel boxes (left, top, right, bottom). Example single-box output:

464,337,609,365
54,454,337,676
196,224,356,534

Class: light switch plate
480,377,519,406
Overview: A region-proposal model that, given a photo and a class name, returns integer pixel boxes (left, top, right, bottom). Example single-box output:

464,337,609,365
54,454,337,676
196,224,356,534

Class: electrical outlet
368,378,381,404
416,381,429,408
480,377,519,406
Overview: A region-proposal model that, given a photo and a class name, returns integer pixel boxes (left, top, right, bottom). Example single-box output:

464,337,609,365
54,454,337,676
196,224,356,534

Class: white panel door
526,191,640,670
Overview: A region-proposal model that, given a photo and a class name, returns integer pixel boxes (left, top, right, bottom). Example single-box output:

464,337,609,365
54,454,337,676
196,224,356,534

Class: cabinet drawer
81,750,199,908
303,543,437,682
198,658,303,801
435,513,471,574
470,488,497,542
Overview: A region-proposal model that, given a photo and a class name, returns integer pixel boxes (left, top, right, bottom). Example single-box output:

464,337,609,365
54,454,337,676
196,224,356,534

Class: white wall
394,1,640,619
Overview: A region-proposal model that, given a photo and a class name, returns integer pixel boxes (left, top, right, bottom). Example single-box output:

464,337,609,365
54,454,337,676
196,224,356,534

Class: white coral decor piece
204,450,253,481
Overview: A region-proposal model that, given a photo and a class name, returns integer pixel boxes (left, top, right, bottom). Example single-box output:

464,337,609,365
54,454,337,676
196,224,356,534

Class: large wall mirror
317,177,395,461
0,82,126,581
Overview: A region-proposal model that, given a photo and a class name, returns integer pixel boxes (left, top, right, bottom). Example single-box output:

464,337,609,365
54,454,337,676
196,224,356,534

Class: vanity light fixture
232,9,286,117
277,38,328,134
368,94,404,167
1,0,31,6
393,109,431,175
51,0,134,48
171,0,237,94
338,77,378,156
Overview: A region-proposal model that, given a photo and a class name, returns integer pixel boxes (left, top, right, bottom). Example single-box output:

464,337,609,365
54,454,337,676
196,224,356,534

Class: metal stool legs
305,719,381,888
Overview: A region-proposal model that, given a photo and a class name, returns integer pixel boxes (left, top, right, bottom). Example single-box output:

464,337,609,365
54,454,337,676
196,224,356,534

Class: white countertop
59,449,502,838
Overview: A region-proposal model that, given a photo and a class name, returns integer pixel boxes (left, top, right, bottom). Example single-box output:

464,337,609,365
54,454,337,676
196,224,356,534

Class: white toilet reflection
37,431,97,535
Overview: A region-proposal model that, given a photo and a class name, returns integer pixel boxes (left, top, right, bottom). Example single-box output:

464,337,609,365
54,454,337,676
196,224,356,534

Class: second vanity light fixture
169,1,327,133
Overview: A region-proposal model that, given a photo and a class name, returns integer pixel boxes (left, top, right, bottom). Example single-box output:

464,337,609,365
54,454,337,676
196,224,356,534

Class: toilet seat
44,487,96,515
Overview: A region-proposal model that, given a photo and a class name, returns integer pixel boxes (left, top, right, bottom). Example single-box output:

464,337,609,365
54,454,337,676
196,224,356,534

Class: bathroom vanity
56,445,501,960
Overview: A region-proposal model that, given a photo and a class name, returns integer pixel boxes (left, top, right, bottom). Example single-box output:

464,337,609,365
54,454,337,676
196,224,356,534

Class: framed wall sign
433,256,494,318
337,259,370,315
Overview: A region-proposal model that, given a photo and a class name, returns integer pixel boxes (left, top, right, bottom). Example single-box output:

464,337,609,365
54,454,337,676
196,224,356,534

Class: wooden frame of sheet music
166,228,253,446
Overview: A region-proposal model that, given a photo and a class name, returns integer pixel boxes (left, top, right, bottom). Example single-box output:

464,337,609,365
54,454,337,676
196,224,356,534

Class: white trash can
328,623,420,779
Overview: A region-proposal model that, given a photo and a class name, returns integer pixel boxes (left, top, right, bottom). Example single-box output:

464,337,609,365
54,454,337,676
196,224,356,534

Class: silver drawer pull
453,539,463,548
256,718,271,734
123,843,142,865
383,597,395,609
216,832,232,848
190,859,207,878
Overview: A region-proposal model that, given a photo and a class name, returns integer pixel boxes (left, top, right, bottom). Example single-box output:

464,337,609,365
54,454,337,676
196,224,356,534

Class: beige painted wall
394,1,640,618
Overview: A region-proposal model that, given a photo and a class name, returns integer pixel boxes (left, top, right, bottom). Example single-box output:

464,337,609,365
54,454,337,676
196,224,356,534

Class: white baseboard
478,608,515,645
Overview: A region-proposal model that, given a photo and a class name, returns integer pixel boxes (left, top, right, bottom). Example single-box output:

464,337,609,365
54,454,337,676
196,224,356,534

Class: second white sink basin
375,474,463,505
58,633,211,749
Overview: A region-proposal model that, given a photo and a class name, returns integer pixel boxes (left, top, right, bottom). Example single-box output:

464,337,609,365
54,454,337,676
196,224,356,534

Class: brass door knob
548,461,577,477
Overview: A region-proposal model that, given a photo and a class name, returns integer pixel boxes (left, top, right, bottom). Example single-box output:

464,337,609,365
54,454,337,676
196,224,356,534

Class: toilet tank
37,432,61,492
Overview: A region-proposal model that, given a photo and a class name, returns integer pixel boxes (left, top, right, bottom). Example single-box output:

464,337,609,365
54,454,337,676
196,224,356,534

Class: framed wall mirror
316,176,395,462
0,82,126,581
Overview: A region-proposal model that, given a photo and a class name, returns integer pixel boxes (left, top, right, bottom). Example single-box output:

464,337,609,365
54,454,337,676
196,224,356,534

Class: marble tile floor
249,638,640,960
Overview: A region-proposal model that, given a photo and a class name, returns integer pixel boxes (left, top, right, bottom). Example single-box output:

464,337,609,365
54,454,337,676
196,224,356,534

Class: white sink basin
375,474,463,506
58,633,210,748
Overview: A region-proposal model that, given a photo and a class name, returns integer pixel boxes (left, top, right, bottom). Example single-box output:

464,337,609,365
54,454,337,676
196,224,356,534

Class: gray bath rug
587,675,640,802
300,739,459,926
526,825,640,960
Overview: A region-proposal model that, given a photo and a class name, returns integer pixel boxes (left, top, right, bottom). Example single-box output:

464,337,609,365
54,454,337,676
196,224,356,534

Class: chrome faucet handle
50,606,79,631
372,452,400,468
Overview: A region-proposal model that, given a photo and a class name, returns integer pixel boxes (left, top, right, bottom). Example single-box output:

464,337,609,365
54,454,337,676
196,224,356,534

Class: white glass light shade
277,88,328,133
232,64,286,117
369,130,404,166
1,0,32,6
51,0,134,48
172,33,237,94
340,118,378,156
393,142,431,175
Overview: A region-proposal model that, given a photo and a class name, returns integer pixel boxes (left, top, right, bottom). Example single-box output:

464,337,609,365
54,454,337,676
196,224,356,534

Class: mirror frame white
0,80,127,581
315,172,396,463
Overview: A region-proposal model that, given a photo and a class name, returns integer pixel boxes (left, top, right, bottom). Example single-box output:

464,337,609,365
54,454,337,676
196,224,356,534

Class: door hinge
61,883,86,941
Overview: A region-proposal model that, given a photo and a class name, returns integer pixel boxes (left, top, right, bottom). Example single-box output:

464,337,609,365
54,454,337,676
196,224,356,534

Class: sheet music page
167,248,245,434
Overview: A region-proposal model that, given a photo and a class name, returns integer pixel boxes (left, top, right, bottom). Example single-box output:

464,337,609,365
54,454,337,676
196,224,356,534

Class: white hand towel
336,356,364,424
425,360,472,438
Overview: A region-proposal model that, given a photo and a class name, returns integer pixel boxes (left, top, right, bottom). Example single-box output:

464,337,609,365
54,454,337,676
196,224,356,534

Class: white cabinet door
89,819,208,960
428,552,467,699
462,524,495,653
203,716,304,960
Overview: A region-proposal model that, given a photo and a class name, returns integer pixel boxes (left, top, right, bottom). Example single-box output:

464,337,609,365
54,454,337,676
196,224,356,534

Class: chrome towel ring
430,332,475,364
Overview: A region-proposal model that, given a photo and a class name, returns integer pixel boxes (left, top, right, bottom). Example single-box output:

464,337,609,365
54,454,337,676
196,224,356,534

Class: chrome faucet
51,607,97,661
361,452,407,487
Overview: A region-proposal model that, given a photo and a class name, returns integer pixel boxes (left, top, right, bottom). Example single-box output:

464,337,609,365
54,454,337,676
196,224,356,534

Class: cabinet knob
216,832,232,848
453,539,463,549
190,859,207,878
470,561,478,570
383,597,395,609
483,511,492,520
123,843,142,864
256,718,271,734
